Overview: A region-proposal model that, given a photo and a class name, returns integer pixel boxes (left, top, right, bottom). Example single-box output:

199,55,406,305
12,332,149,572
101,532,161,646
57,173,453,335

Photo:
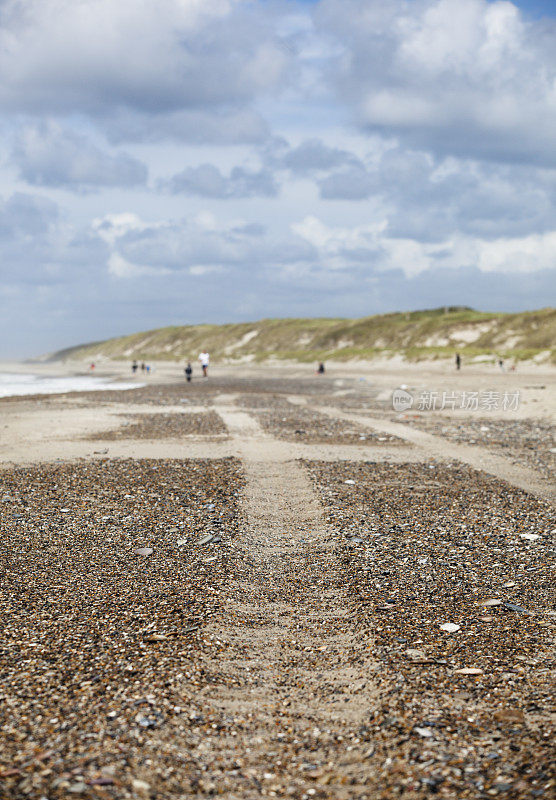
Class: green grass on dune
50,307,556,364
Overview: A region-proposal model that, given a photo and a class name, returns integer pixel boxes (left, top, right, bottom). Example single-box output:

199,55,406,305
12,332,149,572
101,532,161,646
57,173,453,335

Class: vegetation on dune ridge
50,307,556,364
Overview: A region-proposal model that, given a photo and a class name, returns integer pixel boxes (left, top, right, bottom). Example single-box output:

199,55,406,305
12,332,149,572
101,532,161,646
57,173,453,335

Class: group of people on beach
184,350,210,382
131,360,151,374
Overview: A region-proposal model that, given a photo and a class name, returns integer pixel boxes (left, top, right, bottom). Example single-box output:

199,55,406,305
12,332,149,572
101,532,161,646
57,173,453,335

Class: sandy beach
0,361,554,798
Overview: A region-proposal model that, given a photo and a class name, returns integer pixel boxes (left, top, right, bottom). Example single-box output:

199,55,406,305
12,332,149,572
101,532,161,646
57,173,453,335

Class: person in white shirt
198,350,209,377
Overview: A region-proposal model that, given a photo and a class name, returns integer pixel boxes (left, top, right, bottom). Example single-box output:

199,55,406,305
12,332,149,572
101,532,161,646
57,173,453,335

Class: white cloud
477,231,556,273
92,213,153,245
291,214,556,277
316,0,556,165
108,253,167,278
0,0,290,141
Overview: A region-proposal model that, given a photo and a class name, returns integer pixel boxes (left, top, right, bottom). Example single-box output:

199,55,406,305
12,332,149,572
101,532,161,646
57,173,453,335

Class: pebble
131,778,151,796
414,727,434,738
439,622,460,633
405,648,426,659
504,602,531,614
133,547,153,556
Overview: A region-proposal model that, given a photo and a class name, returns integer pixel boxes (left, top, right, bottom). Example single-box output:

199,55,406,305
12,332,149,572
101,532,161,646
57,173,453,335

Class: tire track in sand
182,399,379,798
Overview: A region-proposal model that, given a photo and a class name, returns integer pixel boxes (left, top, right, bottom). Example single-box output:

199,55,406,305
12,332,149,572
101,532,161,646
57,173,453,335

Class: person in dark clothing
185,363,193,382
455,353,461,370
317,362,325,374
132,360,138,374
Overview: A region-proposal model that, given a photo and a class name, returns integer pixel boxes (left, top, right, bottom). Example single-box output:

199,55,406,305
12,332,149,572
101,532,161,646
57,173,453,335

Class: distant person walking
455,353,461,371
132,360,138,374
185,362,193,382
317,362,325,374
198,350,209,377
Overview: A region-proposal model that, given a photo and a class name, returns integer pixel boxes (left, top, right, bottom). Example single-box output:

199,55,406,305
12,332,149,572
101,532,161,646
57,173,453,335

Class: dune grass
51,307,556,364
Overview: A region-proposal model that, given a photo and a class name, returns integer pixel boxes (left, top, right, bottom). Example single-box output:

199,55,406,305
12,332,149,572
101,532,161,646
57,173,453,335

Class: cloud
161,163,279,198
318,164,375,200
311,141,556,241
291,214,556,276
90,210,316,277
0,192,99,286
2,197,554,358
104,108,270,145
13,123,148,190
269,137,362,175
0,192,59,237
0,0,291,142
315,0,556,166
1,0,555,359
108,253,167,278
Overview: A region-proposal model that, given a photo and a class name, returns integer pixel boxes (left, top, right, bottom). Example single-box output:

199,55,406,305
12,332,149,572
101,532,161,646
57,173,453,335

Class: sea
0,372,144,398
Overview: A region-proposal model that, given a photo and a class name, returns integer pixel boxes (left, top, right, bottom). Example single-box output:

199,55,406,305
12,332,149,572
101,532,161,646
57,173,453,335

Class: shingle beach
0,363,554,799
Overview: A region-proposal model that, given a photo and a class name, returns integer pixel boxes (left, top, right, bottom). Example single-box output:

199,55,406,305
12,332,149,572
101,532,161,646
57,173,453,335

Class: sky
0,0,555,357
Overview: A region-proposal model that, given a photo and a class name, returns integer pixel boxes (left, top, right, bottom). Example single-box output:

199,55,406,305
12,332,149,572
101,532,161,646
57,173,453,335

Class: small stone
135,713,156,728
479,599,502,607
344,480,355,485
479,615,493,622
454,668,484,675
414,727,433,738
68,783,87,793
87,778,114,786
520,533,539,541
131,779,151,797
504,602,531,614
198,534,215,546
405,648,426,659
133,547,153,556
502,582,516,588
439,623,460,633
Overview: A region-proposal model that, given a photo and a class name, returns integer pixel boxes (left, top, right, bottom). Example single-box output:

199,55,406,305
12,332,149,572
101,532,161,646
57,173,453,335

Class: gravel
305,459,556,798
0,458,244,798
88,411,228,440
239,394,403,445
394,416,556,479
